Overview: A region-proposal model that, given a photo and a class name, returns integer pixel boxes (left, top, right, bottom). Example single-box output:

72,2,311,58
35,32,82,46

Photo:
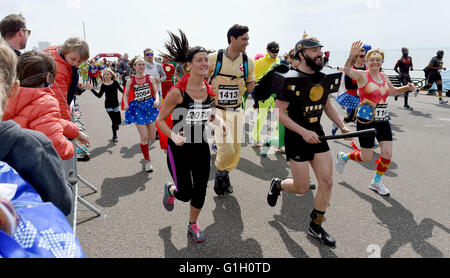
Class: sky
1,0,449,61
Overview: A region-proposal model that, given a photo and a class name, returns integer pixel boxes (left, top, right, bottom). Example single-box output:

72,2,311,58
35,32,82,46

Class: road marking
438,118,450,122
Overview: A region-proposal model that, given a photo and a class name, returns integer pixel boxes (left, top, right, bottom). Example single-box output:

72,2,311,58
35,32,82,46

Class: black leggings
344,109,356,123
167,142,210,209
107,111,121,136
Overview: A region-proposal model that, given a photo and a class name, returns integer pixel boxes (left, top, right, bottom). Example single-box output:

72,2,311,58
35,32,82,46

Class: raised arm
344,41,366,84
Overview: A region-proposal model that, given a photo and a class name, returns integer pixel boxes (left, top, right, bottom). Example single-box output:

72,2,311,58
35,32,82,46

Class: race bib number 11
375,104,389,122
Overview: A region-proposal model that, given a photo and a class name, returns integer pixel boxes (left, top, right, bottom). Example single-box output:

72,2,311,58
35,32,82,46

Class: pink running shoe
163,182,175,211
188,223,205,243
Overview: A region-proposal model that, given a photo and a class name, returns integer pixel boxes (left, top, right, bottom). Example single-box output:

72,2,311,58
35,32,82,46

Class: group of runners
83,24,443,247
1,13,448,249
78,24,446,246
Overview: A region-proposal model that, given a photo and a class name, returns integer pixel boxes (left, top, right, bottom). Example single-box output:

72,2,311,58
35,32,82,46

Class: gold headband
133,57,145,66
367,52,383,60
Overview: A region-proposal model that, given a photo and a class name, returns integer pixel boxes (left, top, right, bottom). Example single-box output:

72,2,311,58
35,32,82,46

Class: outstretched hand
350,41,363,58
83,80,93,91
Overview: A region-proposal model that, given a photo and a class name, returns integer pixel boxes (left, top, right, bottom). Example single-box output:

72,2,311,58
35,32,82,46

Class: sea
326,47,450,89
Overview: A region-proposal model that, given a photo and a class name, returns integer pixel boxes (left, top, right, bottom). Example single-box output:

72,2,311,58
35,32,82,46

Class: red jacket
43,46,73,121
4,86,79,160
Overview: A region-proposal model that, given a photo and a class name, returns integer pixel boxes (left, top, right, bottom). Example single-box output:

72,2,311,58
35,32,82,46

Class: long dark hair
163,29,207,64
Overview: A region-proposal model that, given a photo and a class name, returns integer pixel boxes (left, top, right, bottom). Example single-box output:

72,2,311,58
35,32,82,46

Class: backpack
210,49,249,83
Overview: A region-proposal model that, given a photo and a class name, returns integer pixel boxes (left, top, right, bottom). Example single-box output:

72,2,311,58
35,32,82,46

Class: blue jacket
0,120,73,215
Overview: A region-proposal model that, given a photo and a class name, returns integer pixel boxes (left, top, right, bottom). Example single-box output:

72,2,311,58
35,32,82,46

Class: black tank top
171,91,215,144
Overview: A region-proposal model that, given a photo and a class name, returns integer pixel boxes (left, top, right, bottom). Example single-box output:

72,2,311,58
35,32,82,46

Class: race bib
357,104,389,122
218,85,239,106
134,84,152,102
186,106,212,125
374,104,389,122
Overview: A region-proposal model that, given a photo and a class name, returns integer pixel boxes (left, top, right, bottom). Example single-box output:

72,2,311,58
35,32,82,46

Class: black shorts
399,73,411,85
285,127,330,162
356,119,392,148
428,73,442,84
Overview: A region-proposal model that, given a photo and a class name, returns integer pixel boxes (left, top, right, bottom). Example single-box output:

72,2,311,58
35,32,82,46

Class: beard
304,53,324,73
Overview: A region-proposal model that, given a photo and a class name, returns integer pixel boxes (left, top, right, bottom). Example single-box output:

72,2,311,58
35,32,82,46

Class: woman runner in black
156,30,227,243
85,68,123,142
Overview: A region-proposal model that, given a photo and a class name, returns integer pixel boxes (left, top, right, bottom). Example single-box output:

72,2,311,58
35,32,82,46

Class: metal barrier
65,101,101,233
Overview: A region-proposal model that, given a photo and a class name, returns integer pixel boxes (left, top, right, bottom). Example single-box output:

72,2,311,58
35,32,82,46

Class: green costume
79,63,89,83
251,54,284,147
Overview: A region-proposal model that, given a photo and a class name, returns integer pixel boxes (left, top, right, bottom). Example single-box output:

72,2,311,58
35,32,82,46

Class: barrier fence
65,100,102,233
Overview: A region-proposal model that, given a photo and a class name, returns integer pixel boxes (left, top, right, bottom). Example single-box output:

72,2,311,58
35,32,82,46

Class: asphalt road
74,89,450,258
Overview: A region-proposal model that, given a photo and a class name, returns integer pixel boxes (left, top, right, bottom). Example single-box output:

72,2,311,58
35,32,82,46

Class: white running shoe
335,152,348,174
370,180,390,196
439,99,448,104
145,160,153,173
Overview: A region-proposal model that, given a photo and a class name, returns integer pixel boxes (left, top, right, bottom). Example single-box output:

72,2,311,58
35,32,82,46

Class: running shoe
308,222,336,248
278,146,286,154
112,135,118,142
309,180,316,190
211,143,217,152
335,152,348,174
370,180,390,196
188,223,205,243
222,173,233,195
214,172,225,196
145,160,153,173
439,99,448,104
267,178,281,207
331,123,338,136
261,141,270,157
403,105,413,111
163,182,175,211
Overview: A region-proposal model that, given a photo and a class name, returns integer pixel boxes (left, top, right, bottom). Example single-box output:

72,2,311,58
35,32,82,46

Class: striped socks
373,157,391,183
342,151,362,162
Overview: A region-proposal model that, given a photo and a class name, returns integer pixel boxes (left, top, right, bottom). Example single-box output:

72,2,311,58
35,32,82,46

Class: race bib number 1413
218,85,239,106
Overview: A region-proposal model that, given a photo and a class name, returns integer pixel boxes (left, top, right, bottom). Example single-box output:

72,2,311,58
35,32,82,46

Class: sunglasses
145,53,154,57
359,54,366,58
23,28,31,36
270,49,279,53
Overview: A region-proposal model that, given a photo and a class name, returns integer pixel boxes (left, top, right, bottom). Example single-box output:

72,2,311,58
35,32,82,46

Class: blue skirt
336,92,360,111
125,98,159,125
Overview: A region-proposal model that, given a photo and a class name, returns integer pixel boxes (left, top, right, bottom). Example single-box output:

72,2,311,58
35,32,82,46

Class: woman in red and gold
335,41,415,196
